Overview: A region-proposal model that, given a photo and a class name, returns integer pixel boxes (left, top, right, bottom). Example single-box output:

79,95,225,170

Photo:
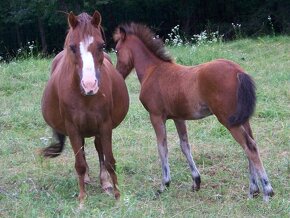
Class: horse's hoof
165,181,170,187
263,190,274,202
103,186,113,195
268,190,275,197
78,202,85,210
114,192,120,200
192,180,201,191
248,189,260,198
102,181,114,195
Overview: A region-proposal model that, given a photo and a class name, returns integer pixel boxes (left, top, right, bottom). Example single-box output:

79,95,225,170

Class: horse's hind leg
41,129,66,157
99,121,120,199
81,139,91,184
150,114,171,193
94,136,113,194
174,119,201,191
229,124,274,201
243,121,259,197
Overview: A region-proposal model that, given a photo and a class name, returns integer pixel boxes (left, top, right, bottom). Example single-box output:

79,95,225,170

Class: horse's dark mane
118,23,173,62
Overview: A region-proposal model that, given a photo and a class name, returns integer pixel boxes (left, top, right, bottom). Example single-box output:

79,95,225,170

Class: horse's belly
169,102,212,120
42,84,66,134
189,104,212,120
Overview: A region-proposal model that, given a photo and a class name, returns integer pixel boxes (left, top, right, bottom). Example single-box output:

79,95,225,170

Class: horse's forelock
64,13,105,47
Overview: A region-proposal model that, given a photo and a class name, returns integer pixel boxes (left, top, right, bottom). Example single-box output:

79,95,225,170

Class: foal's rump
197,59,256,128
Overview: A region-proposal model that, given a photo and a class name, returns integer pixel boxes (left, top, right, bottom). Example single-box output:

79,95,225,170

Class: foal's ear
91,10,102,28
68,11,78,29
119,27,126,41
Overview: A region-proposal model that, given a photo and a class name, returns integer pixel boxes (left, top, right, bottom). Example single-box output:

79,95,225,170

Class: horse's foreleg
229,125,274,201
94,136,113,194
66,125,87,207
99,121,120,199
174,119,201,191
150,114,170,192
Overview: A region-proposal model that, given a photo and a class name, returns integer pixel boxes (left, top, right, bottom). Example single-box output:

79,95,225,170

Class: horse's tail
41,130,66,158
228,73,256,127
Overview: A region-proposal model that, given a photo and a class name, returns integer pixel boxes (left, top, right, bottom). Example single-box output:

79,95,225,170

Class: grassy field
0,36,289,217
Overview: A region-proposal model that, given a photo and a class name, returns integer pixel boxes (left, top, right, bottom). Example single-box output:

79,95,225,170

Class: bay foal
113,23,274,201
41,12,129,206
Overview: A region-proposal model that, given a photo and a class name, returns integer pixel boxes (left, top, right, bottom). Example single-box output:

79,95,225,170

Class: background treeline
0,0,289,59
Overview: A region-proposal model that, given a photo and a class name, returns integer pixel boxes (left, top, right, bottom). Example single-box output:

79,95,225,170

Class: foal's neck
131,38,162,83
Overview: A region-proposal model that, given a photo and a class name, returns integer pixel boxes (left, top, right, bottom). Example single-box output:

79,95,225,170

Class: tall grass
0,37,289,217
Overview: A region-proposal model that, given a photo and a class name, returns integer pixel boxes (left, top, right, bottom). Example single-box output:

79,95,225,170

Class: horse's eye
99,43,106,51
114,49,118,54
70,45,77,54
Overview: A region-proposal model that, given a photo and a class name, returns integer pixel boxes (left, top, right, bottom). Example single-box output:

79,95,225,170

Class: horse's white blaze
80,36,98,94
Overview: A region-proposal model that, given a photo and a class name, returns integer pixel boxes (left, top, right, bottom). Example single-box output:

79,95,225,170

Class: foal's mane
115,23,173,62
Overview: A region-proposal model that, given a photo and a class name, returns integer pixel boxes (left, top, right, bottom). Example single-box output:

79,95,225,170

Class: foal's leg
94,136,113,194
229,125,274,201
99,121,120,199
174,119,201,191
243,121,259,197
150,114,171,192
81,139,91,184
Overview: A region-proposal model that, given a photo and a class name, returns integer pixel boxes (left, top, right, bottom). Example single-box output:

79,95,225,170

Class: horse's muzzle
81,79,99,96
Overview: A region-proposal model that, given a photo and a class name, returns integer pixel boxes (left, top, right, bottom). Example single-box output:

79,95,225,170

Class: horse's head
113,26,134,79
65,11,105,96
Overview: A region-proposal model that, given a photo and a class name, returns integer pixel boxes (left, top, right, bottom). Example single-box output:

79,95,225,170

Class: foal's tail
41,130,66,158
228,73,256,127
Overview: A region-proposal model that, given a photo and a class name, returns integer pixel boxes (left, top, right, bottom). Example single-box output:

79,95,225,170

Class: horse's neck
131,42,161,83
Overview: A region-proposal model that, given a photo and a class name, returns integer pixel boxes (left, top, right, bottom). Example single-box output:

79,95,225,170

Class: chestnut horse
114,23,274,201
41,12,129,205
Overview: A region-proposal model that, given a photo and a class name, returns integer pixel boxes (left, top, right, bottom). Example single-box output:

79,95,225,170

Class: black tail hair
228,73,256,127
41,130,66,158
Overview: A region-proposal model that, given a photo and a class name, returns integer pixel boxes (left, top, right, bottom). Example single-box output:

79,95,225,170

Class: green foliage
0,0,290,59
0,37,289,217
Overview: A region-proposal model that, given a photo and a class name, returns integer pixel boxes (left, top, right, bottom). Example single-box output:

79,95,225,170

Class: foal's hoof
248,189,260,199
263,190,275,202
192,176,201,191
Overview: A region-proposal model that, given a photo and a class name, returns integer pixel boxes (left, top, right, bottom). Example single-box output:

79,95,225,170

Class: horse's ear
91,10,102,28
119,27,126,41
68,11,78,29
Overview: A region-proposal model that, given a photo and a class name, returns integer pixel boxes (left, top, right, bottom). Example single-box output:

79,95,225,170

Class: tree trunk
38,17,47,54
15,24,21,48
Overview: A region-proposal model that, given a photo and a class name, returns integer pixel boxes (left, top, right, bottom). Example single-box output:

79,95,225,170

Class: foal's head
113,23,172,79
65,11,105,96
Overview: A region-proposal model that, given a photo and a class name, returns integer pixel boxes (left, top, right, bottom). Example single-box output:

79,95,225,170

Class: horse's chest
65,102,109,134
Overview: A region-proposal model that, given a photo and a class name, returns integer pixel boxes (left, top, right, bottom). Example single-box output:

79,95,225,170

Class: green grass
0,36,289,217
